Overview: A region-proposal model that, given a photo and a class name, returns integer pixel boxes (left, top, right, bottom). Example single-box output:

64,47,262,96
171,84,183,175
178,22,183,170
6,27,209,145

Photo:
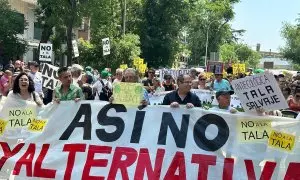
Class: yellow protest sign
120,64,128,70
237,119,272,142
113,82,143,106
268,130,295,152
6,108,36,128
28,119,48,132
239,64,246,73
232,64,239,75
139,64,147,73
133,58,144,67
0,119,8,136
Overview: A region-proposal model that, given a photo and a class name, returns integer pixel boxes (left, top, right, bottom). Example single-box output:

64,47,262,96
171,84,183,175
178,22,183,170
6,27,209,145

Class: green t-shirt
54,84,84,101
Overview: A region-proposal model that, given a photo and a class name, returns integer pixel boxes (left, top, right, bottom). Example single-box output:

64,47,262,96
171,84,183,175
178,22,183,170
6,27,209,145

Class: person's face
19,75,29,91
148,70,155,79
215,74,223,81
191,70,197,77
81,75,87,83
178,76,192,93
15,62,21,68
30,65,38,73
59,71,72,86
124,71,136,83
116,71,123,80
198,77,206,85
218,94,231,108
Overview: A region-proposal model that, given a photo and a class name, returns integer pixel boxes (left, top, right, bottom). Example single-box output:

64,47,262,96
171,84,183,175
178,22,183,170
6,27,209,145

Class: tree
220,43,261,68
0,0,27,63
281,22,300,64
139,0,190,68
36,0,98,66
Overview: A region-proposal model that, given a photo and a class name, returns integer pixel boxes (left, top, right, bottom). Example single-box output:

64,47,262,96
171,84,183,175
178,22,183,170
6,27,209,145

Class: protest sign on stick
231,72,288,112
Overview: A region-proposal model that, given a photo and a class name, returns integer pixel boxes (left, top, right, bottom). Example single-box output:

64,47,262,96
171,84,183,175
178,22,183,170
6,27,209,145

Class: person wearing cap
211,90,237,113
53,67,84,102
211,73,231,91
28,61,44,99
162,74,201,108
93,70,112,101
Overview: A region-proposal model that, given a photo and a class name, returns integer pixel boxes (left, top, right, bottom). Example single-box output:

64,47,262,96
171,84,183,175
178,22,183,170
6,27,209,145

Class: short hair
124,68,137,76
177,74,190,84
116,68,124,74
58,67,69,77
13,72,35,94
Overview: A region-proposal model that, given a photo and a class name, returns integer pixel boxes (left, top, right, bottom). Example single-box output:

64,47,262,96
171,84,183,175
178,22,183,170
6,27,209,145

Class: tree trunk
66,0,76,67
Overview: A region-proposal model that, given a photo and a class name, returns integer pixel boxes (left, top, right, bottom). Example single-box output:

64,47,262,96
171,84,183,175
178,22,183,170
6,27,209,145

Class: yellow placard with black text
268,130,295,152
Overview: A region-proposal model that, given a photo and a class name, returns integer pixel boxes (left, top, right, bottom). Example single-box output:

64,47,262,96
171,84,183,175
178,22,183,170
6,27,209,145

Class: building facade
8,0,90,64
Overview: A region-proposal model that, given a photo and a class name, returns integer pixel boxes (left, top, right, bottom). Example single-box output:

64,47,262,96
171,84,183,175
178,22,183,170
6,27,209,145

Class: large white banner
150,89,242,108
0,101,299,179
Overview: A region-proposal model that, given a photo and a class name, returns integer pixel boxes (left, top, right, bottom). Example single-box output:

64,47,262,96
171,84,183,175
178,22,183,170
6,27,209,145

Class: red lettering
33,144,56,178
0,142,24,170
13,143,36,176
284,162,300,179
164,152,186,180
108,147,138,180
244,160,276,180
191,154,216,180
63,144,86,180
223,158,234,180
134,148,165,180
82,145,112,180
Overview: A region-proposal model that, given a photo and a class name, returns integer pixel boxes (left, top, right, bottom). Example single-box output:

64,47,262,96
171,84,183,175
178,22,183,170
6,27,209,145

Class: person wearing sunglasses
198,73,210,90
162,74,175,91
143,68,156,93
211,72,231,91
288,88,300,112
162,74,201,108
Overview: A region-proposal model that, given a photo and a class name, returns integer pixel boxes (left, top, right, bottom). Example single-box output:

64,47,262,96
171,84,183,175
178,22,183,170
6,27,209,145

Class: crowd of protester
1,60,299,118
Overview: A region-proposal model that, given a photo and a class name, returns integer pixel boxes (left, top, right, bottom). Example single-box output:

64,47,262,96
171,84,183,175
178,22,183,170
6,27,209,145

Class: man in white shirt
28,61,44,98
93,70,112,101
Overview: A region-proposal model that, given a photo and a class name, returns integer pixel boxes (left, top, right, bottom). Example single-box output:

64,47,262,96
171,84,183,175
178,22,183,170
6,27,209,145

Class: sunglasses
148,71,155,74
296,95,300,98
199,79,206,81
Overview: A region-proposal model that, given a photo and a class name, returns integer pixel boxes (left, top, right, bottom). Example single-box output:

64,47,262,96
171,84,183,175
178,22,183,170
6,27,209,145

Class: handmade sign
40,63,60,90
231,72,288,112
0,102,299,179
39,43,52,62
113,82,143,106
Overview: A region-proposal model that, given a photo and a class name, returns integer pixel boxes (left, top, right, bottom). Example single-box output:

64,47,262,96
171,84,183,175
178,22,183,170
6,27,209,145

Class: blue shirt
213,79,231,91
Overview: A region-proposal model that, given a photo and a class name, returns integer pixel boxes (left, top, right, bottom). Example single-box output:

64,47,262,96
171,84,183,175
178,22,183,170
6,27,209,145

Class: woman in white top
8,72,43,106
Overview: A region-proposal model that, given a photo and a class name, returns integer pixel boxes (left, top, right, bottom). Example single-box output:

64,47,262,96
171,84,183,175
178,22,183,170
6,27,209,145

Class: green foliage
220,43,261,68
0,0,27,61
140,0,190,68
281,22,300,64
78,34,141,71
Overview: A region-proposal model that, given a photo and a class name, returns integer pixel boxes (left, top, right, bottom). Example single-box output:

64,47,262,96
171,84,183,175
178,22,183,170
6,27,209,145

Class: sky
231,0,300,52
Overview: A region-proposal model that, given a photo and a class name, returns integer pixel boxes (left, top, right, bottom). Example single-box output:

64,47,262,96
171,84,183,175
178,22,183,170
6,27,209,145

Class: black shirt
163,83,175,91
162,90,202,107
142,78,153,86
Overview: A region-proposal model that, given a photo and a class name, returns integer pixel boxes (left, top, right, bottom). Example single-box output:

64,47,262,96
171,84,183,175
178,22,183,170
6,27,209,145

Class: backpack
96,80,112,101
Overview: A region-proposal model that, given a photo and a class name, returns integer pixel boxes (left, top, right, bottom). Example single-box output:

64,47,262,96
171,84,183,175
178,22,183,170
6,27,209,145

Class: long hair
13,72,35,94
